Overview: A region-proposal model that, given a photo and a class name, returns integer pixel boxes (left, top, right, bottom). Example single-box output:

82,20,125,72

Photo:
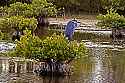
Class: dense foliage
1,0,125,14
0,31,10,40
0,0,57,39
0,31,4,40
48,0,101,14
10,30,41,58
0,16,37,32
9,30,87,61
1,0,57,17
48,0,80,8
0,0,56,31
100,0,125,10
0,0,14,6
97,9,125,29
0,0,32,7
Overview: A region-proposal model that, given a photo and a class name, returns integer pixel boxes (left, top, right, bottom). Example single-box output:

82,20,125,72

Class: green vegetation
48,0,101,14
97,9,125,29
0,0,57,30
1,0,57,17
1,0,125,15
48,0,125,14
97,0,125,29
0,31,4,40
9,30,87,62
0,0,32,7
0,0,57,40
100,0,125,11
0,32,10,40
0,16,37,31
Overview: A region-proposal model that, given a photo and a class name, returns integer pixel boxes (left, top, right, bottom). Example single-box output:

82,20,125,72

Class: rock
0,42,15,53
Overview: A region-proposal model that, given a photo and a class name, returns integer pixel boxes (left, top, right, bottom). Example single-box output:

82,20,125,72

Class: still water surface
0,31,125,83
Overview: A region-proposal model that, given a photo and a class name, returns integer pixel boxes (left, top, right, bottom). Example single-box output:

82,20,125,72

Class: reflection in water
88,48,115,83
9,60,15,73
0,57,92,83
0,47,125,83
0,46,125,83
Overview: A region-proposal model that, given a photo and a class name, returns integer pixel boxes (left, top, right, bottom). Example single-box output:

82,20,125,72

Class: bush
0,0,57,40
0,31,4,40
0,16,37,31
0,0,32,7
8,30,87,76
9,30,87,62
9,30,41,57
1,0,57,17
97,9,125,29
36,33,86,61
0,31,11,40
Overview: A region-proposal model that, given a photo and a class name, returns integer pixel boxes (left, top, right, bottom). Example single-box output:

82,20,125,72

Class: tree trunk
34,15,49,37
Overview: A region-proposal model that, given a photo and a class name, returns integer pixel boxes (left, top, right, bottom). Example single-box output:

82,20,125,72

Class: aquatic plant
9,30,87,76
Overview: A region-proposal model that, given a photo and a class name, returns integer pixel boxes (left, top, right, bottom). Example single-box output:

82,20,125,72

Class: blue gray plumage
65,20,80,40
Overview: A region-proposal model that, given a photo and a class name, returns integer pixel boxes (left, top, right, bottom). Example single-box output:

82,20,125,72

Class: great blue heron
65,19,80,40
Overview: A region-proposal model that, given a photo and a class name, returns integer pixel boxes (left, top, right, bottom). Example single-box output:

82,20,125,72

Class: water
0,31,125,83
0,42,15,53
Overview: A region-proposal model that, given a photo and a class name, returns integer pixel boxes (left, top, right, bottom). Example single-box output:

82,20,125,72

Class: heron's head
72,18,77,22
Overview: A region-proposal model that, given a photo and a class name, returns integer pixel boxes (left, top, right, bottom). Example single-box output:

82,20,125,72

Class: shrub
0,31,4,40
36,33,86,61
0,30,11,40
9,30,42,58
8,30,87,76
9,30,87,62
0,16,37,31
1,0,57,17
97,9,125,29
